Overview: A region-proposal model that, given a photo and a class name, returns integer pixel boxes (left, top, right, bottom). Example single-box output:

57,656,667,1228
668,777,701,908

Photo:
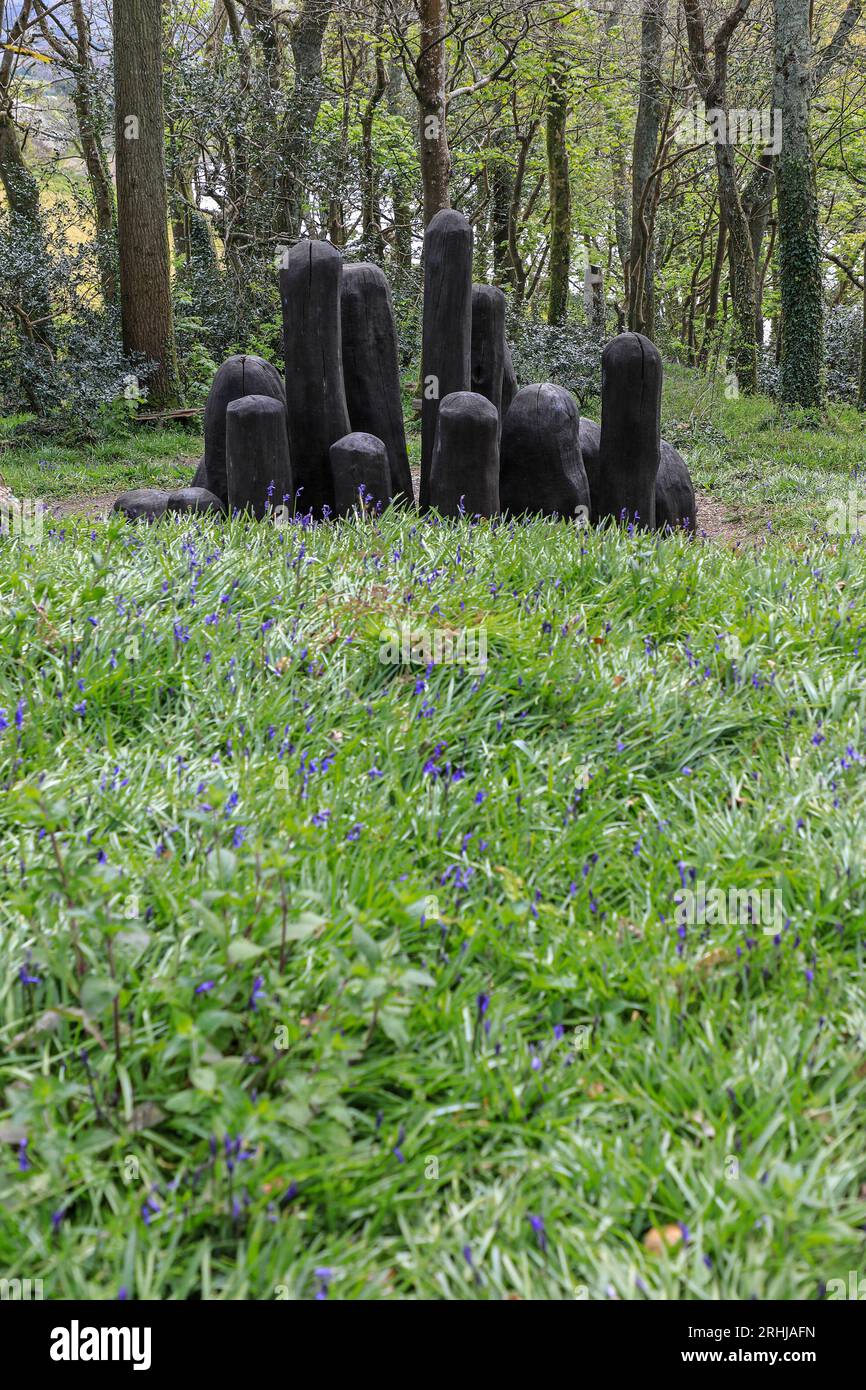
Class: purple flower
195,980,215,995
476,992,490,1019
248,975,266,1010
528,1213,547,1252
18,1139,30,1171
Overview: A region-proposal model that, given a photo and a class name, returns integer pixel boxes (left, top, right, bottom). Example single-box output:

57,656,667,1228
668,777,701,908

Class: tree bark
276,0,332,239
774,0,825,407
113,0,178,405
859,243,866,409
70,0,117,304
545,29,570,325
682,0,758,394
417,0,451,225
628,0,665,336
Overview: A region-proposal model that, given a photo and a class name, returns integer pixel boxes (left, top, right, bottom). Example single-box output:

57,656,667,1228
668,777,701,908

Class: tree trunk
417,0,451,225
491,126,515,289
59,0,117,305
682,0,758,394
628,0,664,336
859,244,866,408
545,32,570,325
113,0,178,405
386,59,412,272
774,0,824,407
276,0,332,239
360,26,387,259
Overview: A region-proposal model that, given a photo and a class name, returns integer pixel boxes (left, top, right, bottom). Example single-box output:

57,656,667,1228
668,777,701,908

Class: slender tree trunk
774,0,824,407
417,0,451,225
545,31,570,325
387,59,412,272
113,0,178,405
698,207,726,367
0,0,54,361
58,0,117,305
360,23,387,258
628,0,664,335
491,126,515,289
683,0,758,394
859,243,866,408
276,0,332,239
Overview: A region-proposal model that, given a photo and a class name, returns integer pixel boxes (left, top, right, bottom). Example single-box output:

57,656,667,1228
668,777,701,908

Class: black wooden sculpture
112,488,169,523
341,262,413,505
501,338,518,416
329,432,392,516
500,383,590,519
580,417,696,532
420,210,473,510
116,238,699,538
594,331,662,528
225,394,293,519
166,487,225,515
192,354,286,504
280,239,350,518
655,441,697,531
429,391,499,518
470,284,506,438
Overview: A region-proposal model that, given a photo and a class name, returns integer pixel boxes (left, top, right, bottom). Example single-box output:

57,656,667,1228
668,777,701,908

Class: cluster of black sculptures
113,209,695,531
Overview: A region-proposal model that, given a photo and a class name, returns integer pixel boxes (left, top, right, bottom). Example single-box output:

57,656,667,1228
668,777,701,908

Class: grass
0,416,200,505
658,365,866,537
1,504,865,1299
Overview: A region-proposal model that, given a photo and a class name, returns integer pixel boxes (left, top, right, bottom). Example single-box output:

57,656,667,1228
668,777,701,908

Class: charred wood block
578,416,601,523
112,488,168,523
166,486,225,516
201,354,285,505
329,432,392,517
341,262,413,505
280,239,350,518
471,284,506,438
420,210,473,509
500,383,590,520
581,416,696,532
225,394,293,520
502,337,519,416
429,391,499,519
596,331,661,528
656,441,697,531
